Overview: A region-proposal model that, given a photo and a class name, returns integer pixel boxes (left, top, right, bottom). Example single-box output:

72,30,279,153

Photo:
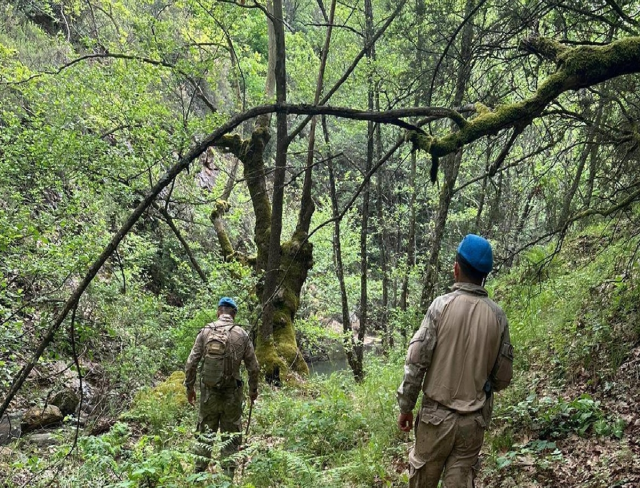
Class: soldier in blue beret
185,297,259,478
397,235,513,487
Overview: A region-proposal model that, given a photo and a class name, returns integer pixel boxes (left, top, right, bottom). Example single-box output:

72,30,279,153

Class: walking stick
239,398,254,478
245,399,253,437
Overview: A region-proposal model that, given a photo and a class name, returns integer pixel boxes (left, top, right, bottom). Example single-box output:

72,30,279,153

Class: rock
74,412,89,427
27,433,59,447
21,405,63,433
51,388,80,416
0,446,27,463
89,418,115,436
0,414,22,446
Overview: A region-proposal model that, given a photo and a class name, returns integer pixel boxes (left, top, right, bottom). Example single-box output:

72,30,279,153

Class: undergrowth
481,225,639,483
2,354,409,487
4,227,639,487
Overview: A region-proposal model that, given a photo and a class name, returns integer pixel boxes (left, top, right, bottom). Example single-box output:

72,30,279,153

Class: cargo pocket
412,403,454,470
419,401,449,426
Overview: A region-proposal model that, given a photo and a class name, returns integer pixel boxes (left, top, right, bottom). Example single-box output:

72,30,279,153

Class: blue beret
218,297,238,311
457,234,493,274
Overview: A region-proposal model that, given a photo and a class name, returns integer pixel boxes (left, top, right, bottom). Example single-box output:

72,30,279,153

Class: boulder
0,414,22,445
27,433,59,447
21,405,63,433
51,388,80,416
89,418,115,436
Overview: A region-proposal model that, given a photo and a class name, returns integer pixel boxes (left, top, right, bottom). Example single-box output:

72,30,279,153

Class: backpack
201,323,236,388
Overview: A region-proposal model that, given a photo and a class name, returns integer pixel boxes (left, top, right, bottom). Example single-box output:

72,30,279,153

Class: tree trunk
326,125,358,372
399,0,425,333
420,0,476,311
351,0,376,382
257,0,306,381
560,99,605,227
375,97,391,351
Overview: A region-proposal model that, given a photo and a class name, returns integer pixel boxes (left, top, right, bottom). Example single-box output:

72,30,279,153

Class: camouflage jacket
184,314,259,395
397,283,512,414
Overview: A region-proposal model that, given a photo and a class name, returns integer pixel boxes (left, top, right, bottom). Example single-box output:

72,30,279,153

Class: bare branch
604,0,640,28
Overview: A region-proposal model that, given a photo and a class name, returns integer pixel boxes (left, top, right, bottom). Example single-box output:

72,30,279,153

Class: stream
307,336,381,376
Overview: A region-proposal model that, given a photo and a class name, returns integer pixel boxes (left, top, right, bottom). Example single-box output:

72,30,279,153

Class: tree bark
420,0,476,311
325,118,358,373
351,0,376,382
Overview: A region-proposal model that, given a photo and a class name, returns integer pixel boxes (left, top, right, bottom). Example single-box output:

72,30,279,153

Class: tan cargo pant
408,399,486,488
194,385,244,475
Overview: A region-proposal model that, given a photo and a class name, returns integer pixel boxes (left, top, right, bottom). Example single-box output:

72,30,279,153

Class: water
308,343,349,376
308,336,382,376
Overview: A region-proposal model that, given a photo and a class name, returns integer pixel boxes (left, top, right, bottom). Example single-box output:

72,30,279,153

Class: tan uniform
397,283,512,487
184,314,259,475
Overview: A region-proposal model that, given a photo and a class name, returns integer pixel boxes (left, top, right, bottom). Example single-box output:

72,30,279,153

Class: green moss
474,102,491,115
282,288,299,312
210,199,230,220
274,320,309,375
255,310,309,377
273,308,290,327
217,134,243,152
406,131,433,152
559,37,640,82
533,37,569,61
255,336,286,375
122,371,188,429
149,371,187,404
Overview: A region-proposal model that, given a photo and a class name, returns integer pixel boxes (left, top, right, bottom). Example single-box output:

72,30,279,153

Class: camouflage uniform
185,314,259,475
397,283,513,488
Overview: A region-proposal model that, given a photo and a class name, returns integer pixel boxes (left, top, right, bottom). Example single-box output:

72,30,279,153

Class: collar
451,282,488,296
217,314,235,323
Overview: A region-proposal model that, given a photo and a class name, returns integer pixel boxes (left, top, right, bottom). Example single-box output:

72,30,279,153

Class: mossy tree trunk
211,0,337,380
212,126,311,379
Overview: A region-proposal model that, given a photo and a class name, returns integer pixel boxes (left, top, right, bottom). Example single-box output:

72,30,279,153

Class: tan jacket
184,314,260,395
397,283,512,414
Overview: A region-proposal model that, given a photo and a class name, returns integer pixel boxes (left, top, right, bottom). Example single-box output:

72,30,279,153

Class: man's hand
250,391,258,404
187,388,196,406
398,411,413,432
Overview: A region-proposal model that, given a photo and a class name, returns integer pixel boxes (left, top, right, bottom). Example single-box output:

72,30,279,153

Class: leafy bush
494,393,625,442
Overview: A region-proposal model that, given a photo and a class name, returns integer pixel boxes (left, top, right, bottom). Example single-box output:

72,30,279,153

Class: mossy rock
51,388,79,416
122,371,188,427
153,371,188,406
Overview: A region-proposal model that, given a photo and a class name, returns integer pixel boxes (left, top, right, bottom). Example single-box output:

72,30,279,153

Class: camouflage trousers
408,399,487,488
194,384,244,475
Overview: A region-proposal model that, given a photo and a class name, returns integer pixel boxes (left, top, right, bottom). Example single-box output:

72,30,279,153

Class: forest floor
4,231,640,487
2,346,640,487
475,345,640,487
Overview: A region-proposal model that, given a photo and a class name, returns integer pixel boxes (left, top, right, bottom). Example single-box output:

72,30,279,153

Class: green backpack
201,324,236,388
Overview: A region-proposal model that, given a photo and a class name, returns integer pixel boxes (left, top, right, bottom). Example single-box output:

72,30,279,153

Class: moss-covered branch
412,37,640,163
209,199,235,260
211,134,244,159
